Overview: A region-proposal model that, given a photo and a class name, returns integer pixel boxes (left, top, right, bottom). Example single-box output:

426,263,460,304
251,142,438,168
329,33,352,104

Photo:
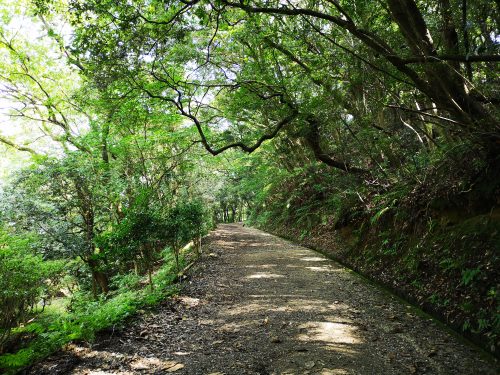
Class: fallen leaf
131,363,149,370
165,363,185,372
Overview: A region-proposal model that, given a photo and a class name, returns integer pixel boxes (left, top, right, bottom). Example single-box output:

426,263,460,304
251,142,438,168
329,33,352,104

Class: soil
27,224,498,375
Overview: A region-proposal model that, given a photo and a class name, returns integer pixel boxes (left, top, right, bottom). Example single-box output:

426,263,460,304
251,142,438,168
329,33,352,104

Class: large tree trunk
387,0,499,152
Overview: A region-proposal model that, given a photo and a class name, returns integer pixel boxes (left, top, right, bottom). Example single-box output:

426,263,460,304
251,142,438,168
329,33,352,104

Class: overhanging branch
0,135,39,154
305,116,366,174
400,54,500,64
186,110,299,155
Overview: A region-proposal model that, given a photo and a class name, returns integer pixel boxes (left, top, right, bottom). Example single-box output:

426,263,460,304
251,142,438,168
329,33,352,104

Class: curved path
33,224,497,374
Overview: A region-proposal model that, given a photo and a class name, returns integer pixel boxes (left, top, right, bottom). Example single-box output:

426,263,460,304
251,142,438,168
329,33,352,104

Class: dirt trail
31,224,497,374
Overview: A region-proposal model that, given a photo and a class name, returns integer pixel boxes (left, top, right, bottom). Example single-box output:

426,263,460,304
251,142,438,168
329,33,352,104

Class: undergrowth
0,251,186,374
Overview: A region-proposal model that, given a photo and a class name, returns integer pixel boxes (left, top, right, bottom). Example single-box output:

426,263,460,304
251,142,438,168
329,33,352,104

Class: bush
0,253,181,373
0,229,64,352
164,200,208,270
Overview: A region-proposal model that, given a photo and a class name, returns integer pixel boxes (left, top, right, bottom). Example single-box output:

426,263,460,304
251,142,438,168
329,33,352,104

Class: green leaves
0,227,64,349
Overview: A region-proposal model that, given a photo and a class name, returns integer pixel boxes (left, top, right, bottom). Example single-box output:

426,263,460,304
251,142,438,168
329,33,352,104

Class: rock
270,336,282,343
304,361,315,369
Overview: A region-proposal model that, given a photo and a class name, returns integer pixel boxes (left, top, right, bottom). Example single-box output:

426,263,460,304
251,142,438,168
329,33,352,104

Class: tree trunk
87,258,109,296
387,0,499,148
91,269,109,295
148,268,153,291
174,246,180,273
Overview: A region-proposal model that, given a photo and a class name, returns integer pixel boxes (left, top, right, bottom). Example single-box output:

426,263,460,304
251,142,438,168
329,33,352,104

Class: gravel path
31,224,498,374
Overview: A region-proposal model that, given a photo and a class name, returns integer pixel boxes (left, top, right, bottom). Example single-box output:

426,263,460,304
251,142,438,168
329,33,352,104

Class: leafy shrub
163,200,207,270
0,253,181,373
0,228,64,352
110,273,142,291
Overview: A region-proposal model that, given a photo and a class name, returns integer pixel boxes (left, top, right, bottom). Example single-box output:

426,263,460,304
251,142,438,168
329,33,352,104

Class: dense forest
0,0,498,372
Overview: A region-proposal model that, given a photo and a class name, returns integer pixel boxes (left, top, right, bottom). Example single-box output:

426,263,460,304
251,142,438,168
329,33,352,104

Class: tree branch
305,116,366,173
140,79,299,156
185,109,299,155
0,134,39,154
400,54,500,64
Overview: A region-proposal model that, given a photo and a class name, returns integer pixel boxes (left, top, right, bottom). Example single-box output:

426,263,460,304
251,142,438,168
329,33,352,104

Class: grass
0,251,187,374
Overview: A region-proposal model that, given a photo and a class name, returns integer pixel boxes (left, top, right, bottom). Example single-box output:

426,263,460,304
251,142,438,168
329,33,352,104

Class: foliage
164,200,207,270
0,248,183,373
0,228,64,352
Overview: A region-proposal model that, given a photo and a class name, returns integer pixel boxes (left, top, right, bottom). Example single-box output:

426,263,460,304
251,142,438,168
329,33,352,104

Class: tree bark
387,0,499,152
88,258,110,295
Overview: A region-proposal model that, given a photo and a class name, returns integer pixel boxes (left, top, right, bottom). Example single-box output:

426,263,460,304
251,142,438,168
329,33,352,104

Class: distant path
32,224,497,374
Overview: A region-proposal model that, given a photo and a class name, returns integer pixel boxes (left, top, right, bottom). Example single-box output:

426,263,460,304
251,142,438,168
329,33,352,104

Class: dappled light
306,266,336,272
245,264,278,269
297,321,360,346
300,257,329,262
63,345,186,373
245,272,285,279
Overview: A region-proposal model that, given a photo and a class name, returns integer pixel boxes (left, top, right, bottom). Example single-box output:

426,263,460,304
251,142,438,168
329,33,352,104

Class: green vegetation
0,229,64,353
0,251,182,372
0,0,498,368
